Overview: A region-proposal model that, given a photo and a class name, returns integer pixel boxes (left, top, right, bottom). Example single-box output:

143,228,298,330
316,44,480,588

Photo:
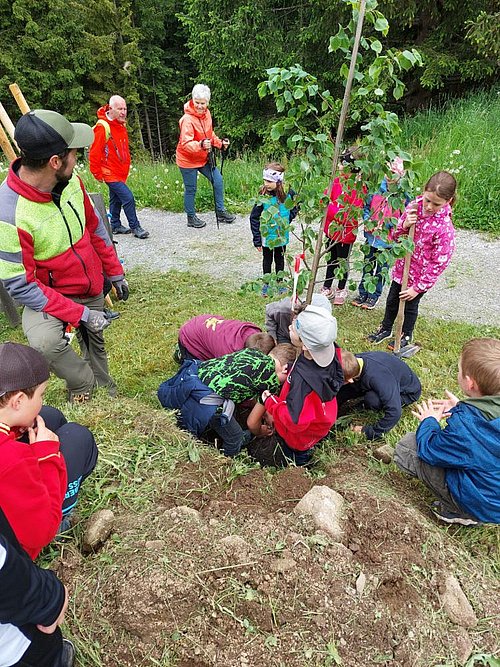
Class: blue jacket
250,190,298,248
416,396,500,523
157,360,217,436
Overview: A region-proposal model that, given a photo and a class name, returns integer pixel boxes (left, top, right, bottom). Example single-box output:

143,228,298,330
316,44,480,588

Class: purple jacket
178,314,261,361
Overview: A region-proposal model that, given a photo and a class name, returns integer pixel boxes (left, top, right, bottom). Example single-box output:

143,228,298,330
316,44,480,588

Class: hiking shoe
367,327,392,344
61,638,76,667
362,296,379,309
57,512,73,535
431,501,481,526
216,210,236,224
278,286,289,295
333,288,348,305
351,294,367,307
387,334,412,350
261,284,269,297
103,308,120,321
132,226,150,239
187,214,206,228
68,390,92,404
112,224,132,234
321,286,334,299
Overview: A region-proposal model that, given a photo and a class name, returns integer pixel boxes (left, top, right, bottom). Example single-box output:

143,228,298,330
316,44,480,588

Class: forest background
0,0,499,158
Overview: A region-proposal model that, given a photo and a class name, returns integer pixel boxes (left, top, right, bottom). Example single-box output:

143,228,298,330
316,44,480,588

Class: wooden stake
0,123,17,161
9,83,30,115
0,103,18,146
307,0,366,303
392,224,416,354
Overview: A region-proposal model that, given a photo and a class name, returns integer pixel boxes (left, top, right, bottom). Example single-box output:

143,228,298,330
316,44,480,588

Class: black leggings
381,280,426,338
324,242,351,290
262,246,286,275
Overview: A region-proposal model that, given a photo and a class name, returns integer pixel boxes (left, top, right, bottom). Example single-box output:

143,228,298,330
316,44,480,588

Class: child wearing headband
250,162,298,296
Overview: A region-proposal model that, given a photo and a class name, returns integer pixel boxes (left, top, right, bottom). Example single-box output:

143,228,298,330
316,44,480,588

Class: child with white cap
247,305,344,466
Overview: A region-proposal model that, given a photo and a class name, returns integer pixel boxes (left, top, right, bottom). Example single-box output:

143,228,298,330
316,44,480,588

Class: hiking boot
431,501,481,526
61,638,76,667
351,294,367,307
132,226,150,239
387,334,412,350
187,214,207,228
333,288,348,305
112,224,132,234
362,296,379,309
216,210,236,224
367,327,392,344
103,308,120,321
68,390,92,404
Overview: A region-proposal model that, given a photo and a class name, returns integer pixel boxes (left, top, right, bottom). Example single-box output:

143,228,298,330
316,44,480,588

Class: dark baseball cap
14,109,94,159
0,342,50,396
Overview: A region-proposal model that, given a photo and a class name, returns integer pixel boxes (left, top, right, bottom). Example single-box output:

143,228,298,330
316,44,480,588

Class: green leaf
370,39,382,54
374,17,389,33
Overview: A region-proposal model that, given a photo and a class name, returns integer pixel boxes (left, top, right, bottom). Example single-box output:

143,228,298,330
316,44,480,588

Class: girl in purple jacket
367,171,457,348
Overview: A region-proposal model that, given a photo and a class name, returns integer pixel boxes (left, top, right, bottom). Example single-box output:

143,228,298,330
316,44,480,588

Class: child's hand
412,400,446,422
262,390,271,402
403,204,418,230
351,425,364,434
259,423,273,436
399,286,419,301
432,390,460,417
28,415,59,444
256,246,262,253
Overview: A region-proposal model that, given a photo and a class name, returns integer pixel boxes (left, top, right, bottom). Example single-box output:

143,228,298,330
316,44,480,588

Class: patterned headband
263,168,284,183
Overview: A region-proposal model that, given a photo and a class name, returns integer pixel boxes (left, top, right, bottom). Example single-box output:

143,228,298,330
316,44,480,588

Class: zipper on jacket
53,197,92,297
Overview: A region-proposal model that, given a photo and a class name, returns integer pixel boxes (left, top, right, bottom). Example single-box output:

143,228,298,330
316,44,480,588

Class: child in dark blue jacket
394,338,500,526
339,350,421,439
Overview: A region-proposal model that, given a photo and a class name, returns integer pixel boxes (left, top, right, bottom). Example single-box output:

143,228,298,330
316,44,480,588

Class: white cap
295,305,337,367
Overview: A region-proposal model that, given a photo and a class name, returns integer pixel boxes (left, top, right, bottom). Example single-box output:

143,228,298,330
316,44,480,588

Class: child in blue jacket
394,338,500,526
250,163,298,296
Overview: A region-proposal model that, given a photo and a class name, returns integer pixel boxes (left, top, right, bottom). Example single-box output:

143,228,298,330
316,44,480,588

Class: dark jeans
380,280,426,338
208,413,250,457
337,382,421,411
394,433,477,519
179,163,224,216
37,406,98,516
358,245,388,300
107,181,140,230
262,245,286,275
247,434,313,467
14,626,63,667
324,242,351,290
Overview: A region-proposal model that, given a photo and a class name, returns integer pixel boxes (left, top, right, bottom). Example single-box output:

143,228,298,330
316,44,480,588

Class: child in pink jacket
367,171,457,348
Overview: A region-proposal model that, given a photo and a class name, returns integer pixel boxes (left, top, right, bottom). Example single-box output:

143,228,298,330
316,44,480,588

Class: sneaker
431,501,481,526
68,390,92,404
278,286,289,295
321,287,334,299
187,214,206,228
367,327,392,344
361,296,379,309
261,284,269,297
103,308,120,320
387,334,412,350
351,294,367,307
61,638,76,667
57,512,73,535
216,210,236,224
132,226,149,239
112,224,132,235
333,288,348,305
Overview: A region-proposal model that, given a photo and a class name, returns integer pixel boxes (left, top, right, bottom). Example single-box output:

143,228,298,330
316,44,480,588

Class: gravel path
116,209,499,327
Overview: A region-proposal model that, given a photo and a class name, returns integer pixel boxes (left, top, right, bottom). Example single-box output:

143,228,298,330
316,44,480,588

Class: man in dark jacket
0,507,74,666
0,109,129,402
339,350,421,440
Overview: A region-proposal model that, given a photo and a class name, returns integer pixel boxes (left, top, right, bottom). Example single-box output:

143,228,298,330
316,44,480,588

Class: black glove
84,310,111,333
112,278,129,301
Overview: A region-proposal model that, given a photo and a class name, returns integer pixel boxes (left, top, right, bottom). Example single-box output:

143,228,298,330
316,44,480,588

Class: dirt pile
57,453,499,667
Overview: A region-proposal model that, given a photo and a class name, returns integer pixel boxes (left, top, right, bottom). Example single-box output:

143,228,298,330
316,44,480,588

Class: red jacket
175,100,223,169
323,175,364,244
264,348,343,451
0,423,67,560
0,161,123,326
89,105,131,183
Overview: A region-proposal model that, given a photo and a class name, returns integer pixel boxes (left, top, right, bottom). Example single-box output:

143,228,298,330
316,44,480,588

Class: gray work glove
84,310,111,333
112,278,129,301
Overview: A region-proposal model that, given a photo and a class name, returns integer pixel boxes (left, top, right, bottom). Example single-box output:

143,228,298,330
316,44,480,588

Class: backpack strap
94,119,111,141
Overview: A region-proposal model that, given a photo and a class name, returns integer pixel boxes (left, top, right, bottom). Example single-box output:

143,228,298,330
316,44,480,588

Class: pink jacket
392,195,455,293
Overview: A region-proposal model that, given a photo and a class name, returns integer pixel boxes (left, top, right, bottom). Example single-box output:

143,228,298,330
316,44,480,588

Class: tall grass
400,88,500,233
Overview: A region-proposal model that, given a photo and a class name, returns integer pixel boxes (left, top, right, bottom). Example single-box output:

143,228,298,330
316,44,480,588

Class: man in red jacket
89,95,149,239
0,109,128,402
